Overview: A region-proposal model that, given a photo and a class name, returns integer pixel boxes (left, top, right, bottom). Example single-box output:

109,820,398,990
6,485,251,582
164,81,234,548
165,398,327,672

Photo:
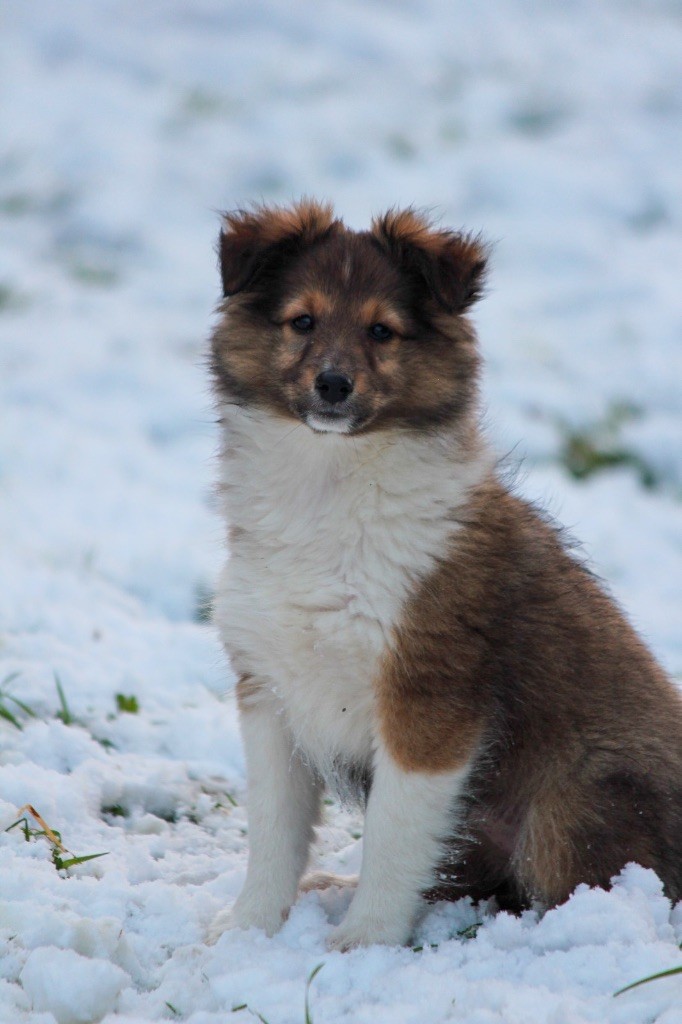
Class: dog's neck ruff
218,404,491,528
215,404,492,778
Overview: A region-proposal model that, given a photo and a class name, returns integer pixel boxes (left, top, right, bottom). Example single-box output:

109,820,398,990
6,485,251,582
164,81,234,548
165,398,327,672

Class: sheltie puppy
208,201,682,950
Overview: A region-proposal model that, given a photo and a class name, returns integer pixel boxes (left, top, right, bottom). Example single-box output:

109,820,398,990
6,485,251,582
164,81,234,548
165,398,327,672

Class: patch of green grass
116,693,139,714
0,282,30,313
0,188,74,217
69,262,120,287
0,672,36,730
102,804,127,818
183,87,225,117
561,435,656,488
165,88,242,137
154,806,179,824
386,133,416,160
5,804,108,873
94,736,117,751
510,103,567,137
0,192,34,216
198,793,237,816
614,963,682,996
557,401,657,489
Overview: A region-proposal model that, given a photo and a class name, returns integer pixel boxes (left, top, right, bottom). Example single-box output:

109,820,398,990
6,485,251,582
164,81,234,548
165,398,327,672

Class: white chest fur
214,407,489,784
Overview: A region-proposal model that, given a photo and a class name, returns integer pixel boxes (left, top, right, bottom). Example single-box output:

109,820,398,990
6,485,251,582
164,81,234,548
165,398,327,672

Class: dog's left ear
219,200,338,297
371,209,488,314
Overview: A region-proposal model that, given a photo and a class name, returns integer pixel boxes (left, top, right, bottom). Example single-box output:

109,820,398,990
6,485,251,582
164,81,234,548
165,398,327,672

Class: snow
1,0,681,1021
21,948,129,1024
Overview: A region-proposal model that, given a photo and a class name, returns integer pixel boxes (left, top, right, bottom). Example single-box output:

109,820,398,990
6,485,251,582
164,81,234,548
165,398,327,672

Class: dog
208,201,682,950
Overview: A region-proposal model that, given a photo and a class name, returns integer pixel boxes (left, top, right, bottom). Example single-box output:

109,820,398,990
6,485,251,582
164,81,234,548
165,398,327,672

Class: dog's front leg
209,692,321,941
328,744,469,950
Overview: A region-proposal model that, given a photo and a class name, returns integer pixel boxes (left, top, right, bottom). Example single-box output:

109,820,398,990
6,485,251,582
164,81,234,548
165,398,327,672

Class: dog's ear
371,208,488,314
218,200,338,296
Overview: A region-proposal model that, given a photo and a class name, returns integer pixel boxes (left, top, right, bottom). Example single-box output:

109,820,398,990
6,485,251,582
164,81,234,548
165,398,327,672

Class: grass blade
53,851,109,870
7,694,36,717
614,964,682,996
5,816,32,840
305,963,324,1024
0,704,23,730
18,804,67,850
55,673,73,725
230,1007,269,1024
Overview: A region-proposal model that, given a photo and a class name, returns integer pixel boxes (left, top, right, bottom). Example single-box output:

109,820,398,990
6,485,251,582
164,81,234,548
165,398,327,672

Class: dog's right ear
371,208,489,314
218,200,338,296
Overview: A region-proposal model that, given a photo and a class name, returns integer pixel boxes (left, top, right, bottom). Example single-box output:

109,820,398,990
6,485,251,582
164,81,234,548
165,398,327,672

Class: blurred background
2,0,682,673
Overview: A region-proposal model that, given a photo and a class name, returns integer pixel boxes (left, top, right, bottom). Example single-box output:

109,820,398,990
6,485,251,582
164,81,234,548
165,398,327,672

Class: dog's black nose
315,371,354,405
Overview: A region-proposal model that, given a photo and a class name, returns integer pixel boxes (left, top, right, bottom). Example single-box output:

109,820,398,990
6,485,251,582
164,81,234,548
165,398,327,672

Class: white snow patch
21,947,129,1024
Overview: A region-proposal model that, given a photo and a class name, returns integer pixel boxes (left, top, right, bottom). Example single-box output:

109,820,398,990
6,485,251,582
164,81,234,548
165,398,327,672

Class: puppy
209,201,682,950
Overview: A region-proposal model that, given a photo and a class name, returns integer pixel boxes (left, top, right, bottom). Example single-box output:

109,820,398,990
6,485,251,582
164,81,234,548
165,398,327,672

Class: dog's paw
207,896,290,944
299,871,359,893
327,914,409,951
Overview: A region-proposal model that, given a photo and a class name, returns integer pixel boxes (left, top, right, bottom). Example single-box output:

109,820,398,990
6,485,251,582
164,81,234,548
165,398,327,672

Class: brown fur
219,200,339,296
236,674,262,709
212,201,682,912
400,480,682,907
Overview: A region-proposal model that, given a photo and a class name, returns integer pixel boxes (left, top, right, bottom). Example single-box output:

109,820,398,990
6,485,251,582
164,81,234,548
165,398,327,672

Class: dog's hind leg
512,768,682,907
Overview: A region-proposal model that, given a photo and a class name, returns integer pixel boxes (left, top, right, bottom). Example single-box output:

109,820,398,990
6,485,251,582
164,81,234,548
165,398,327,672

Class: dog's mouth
293,395,362,435
292,392,379,435
304,409,354,434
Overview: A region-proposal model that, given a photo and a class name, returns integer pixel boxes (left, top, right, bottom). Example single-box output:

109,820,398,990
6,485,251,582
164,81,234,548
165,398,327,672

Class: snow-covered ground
1,1,681,1021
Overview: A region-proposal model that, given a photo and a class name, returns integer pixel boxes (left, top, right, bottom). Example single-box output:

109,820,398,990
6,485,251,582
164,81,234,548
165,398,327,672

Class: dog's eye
369,323,394,342
291,314,315,332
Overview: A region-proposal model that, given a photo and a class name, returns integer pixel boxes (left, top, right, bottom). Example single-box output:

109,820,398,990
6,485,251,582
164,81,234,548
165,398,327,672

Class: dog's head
211,200,488,435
